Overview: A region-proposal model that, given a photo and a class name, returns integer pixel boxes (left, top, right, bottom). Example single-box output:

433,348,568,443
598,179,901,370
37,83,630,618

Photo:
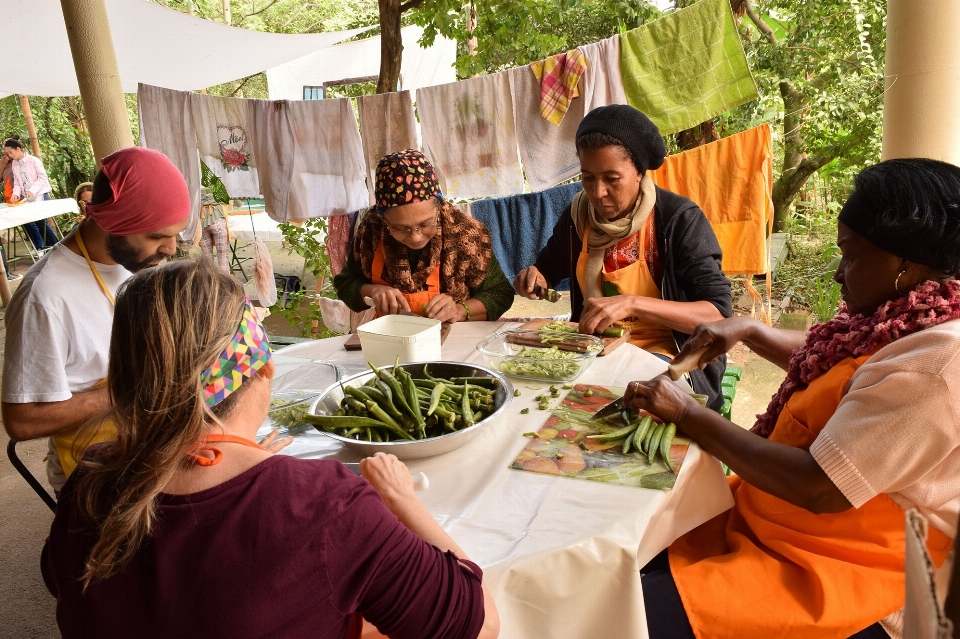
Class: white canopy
0,0,370,97
266,26,456,101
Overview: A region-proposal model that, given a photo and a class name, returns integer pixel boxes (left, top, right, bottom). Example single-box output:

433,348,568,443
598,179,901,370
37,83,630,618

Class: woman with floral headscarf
334,150,515,323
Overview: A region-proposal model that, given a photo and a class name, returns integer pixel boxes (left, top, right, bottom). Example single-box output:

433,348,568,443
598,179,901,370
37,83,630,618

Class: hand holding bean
366,285,411,316
513,266,548,299
623,375,697,426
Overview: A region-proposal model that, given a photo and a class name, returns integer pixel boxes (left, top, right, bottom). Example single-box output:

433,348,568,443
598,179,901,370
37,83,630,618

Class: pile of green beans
587,413,678,471
499,346,585,380
305,361,501,442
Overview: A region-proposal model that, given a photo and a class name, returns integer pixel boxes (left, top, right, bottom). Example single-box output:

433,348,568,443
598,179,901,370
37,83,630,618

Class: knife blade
590,397,625,421
532,284,560,303
342,462,430,491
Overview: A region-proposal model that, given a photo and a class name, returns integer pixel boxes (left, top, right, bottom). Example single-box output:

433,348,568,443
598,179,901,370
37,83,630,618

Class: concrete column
882,0,960,164
59,0,133,164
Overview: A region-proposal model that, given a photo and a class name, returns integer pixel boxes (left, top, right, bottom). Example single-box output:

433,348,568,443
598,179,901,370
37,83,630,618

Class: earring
895,269,908,294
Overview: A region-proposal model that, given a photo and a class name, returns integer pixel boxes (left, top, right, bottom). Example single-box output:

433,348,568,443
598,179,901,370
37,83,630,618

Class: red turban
84,147,191,236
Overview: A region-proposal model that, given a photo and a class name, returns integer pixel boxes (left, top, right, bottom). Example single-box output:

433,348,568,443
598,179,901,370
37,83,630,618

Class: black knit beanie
838,158,960,275
575,104,666,175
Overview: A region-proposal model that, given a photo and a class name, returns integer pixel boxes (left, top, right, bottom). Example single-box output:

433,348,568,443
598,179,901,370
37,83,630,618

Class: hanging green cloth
619,0,758,135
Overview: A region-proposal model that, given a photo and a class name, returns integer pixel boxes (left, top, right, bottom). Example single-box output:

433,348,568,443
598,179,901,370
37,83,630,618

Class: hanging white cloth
417,71,524,199
250,98,367,221
190,93,261,199
579,36,628,113
356,91,419,203
508,66,584,193
0,0,370,97
137,83,202,242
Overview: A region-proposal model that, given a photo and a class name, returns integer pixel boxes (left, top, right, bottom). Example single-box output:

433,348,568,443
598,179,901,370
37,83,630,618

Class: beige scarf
572,175,657,300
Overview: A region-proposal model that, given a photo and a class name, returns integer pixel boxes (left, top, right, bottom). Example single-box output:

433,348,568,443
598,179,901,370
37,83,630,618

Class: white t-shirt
810,319,960,639
2,243,131,486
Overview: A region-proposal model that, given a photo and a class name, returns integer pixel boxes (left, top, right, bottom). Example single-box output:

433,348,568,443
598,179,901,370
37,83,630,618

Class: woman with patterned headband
334,149,515,323
41,260,499,639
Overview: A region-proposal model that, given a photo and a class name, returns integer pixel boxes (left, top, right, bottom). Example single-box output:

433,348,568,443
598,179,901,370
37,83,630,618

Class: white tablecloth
261,321,734,639
0,198,79,231
227,212,286,242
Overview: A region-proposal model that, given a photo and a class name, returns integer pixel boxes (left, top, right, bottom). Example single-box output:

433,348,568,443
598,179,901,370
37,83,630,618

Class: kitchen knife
342,462,430,491
532,284,561,303
667,345,710,381
590,397,625,421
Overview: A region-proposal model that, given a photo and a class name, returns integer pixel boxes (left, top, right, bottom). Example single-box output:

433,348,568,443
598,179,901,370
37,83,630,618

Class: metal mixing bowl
307,361,514,460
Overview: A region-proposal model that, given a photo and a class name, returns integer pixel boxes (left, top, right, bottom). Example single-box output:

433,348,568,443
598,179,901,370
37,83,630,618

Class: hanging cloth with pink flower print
190,93,261,198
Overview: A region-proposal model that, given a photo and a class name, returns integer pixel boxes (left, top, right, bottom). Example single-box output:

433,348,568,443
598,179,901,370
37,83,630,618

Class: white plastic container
357,315,442,367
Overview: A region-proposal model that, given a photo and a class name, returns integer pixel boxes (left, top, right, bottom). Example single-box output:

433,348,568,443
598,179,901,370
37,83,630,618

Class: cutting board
515,319,630,357
344,322,452,351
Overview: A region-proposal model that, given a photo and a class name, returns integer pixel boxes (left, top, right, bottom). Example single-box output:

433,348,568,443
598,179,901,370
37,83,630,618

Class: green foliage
807,246,843,322
744,0,886,172
273,217,340,338
413,0,660,77
0,96,96,199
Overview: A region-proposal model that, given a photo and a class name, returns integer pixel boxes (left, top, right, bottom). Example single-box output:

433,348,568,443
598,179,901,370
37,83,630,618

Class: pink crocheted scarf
752,279,960,437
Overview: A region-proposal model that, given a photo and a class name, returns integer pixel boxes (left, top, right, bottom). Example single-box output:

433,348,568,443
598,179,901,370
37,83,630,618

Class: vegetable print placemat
510,385,691,490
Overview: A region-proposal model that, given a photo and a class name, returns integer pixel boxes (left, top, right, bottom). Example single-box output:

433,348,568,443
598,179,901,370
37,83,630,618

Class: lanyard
187,434,262,467
75,226,116,305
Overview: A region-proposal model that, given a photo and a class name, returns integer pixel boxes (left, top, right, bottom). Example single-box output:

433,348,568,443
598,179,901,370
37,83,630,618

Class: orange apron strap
371,239,442,317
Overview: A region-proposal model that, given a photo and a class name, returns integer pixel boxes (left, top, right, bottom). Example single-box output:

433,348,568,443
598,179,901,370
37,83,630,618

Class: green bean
450,376,499,388
647,423,666,464
632,416,654,453
364,401,415,440
304,414,390,430
587,423,639,442
659,423,677,472
356,386,404,423
423,364,438,382
427,383,446,416
461,381,475,427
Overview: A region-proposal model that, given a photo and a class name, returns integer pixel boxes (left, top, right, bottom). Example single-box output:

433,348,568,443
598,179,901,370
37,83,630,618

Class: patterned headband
200,295,272,408
374,149,442,209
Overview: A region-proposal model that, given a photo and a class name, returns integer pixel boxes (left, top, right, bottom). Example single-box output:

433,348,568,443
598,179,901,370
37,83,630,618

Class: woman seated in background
73,181,93,214
627,158,960,639
334,149,515,323
513,105,731,409
42,259,499,639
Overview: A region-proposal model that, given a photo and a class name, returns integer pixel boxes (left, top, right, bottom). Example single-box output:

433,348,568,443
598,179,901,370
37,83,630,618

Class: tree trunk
377,0,403,94
676,121,720,151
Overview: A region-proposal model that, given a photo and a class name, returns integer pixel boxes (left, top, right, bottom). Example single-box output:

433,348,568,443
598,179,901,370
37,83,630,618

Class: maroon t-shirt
42,456,485,639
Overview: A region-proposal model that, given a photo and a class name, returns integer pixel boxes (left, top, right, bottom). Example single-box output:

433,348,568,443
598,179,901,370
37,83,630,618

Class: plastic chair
6,439,57,512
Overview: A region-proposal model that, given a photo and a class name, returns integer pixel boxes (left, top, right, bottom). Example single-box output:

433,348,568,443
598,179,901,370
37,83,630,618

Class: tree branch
399,0,426,13
236,0,283,25
743,0,776,45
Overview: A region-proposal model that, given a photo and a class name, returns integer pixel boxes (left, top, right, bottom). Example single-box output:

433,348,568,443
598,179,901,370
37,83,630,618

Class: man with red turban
2,147,191,491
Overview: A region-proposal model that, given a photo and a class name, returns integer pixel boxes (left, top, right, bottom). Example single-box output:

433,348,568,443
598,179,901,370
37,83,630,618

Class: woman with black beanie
514,105,732,409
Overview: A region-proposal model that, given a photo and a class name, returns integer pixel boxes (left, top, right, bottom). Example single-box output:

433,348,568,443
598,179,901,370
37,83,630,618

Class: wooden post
882,0,960,164
18,96,43,159
59,0,134,164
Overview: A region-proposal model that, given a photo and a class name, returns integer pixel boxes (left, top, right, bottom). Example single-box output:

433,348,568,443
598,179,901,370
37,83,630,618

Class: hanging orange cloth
371,239,441,317
647,124,773,276
668,354,953,639
575,221,676,357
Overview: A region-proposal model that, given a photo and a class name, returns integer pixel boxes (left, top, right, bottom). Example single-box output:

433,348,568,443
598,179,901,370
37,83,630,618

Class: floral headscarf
375,149,442,209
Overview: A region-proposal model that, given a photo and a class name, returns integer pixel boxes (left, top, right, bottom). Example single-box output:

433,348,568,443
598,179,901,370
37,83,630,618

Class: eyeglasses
385,216,440,237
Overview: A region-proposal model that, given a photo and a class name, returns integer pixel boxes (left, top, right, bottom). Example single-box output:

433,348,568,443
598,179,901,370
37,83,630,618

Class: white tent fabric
266,26,455,101
0,0,369,97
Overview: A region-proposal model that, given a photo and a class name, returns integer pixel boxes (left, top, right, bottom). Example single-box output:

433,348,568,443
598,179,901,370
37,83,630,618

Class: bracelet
459,301,471,321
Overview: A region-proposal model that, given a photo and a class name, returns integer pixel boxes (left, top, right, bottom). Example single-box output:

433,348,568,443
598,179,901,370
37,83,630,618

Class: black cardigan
533,187,733,410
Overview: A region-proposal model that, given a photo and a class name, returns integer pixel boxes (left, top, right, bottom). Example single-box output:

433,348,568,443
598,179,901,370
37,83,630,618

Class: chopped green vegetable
523,431,538,437
520,407,530,414
514,388,521,397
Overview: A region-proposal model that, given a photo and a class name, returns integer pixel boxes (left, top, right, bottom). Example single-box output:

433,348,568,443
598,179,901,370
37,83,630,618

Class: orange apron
668,355,953,639
575,218,676,357
371,239,442,317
